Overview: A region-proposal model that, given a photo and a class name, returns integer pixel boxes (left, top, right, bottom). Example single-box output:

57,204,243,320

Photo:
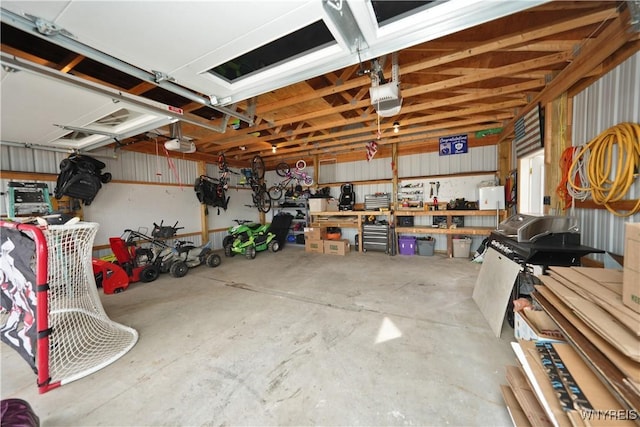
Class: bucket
452,238,472,258
398,236,416,255
417,237,435,256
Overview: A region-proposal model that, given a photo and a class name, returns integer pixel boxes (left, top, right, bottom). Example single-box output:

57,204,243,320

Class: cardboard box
623,268,640,313
514,310,564,342
625,222,640,272
308,198,338,212
323,239,350,255
623,223,640,313
326,198,339,211
304,227,326,240
305,238,324,254
308,198,327,212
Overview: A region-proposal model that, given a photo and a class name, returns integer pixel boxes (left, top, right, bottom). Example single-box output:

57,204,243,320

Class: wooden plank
395,226,495,235
254,7,618,115
534,287,640,410
536,6,633,106
395,209,504,216
539,275,640,362
498,7,630,143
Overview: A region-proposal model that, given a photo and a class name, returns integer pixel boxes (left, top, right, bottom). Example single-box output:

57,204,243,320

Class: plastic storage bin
452,237,472,258
398,236,417,255
417,237,435,256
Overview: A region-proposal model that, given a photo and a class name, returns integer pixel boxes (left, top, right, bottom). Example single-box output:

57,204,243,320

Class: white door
518,149,545,214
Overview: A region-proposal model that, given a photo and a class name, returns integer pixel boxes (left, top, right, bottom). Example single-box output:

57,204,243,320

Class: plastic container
452,237,472,258
398,236,417,255
417,237,435,256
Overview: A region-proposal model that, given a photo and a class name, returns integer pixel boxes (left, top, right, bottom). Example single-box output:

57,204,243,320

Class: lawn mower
160,240,222,277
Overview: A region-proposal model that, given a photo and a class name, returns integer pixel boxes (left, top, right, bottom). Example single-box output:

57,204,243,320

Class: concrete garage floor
2,246,517,426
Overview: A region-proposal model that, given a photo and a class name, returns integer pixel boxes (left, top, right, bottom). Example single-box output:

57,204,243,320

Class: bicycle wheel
303,175,314,186
251,155,265,180
295,159,306,170
276,162,290,177
268,185,283,200
256,187,272,213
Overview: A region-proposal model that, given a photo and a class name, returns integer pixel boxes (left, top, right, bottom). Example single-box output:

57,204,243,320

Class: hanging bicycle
217,152,242,196
241,155,271,213
268,159,314,200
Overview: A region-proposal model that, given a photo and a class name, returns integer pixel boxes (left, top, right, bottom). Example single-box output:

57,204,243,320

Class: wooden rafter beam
499,4,636,141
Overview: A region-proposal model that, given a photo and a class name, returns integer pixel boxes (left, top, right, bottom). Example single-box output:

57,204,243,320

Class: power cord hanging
567,122,640,217
557,146,589,209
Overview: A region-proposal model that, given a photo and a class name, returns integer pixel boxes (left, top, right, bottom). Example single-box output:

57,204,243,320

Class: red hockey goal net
1,220,138,393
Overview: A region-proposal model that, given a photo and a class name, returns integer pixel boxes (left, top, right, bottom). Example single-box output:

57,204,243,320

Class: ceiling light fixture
393,122,400,133
272,144,277,153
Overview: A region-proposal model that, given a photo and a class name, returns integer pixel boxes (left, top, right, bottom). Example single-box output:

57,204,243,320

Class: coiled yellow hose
568,122,640,217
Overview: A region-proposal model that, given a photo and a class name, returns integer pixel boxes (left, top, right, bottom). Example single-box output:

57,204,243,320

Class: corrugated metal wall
1,138,500,255
317,146,498,252
571,51,639,257
319,146,498,204
398,146,498,177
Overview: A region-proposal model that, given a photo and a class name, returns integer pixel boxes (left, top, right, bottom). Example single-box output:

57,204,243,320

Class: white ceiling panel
0,66,174,150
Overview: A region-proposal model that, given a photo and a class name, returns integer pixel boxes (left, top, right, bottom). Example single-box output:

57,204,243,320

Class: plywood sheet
473,248,521,337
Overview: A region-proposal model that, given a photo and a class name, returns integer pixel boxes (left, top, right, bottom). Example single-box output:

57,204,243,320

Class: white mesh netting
43,222,138,386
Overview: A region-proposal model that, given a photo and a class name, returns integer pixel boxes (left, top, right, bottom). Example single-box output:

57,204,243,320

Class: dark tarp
1,227,38,372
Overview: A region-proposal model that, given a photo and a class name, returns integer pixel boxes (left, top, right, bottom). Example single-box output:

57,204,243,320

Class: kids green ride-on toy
223,220,280,259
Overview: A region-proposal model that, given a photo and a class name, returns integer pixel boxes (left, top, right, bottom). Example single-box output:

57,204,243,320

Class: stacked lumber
514,266,640,425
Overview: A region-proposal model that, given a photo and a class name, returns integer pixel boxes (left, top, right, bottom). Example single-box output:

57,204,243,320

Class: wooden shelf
309,210,392,252
395,209,504,217
395,209,507,257
396,226,496,235
309,209,506,256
